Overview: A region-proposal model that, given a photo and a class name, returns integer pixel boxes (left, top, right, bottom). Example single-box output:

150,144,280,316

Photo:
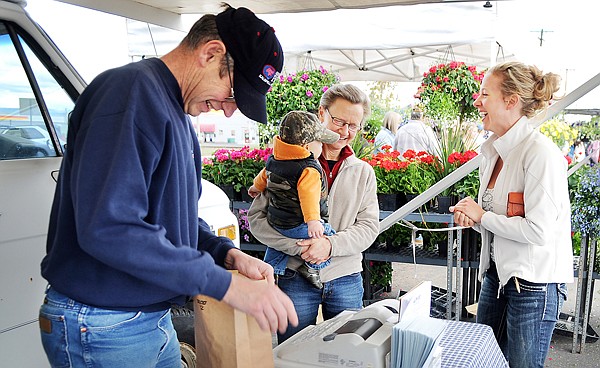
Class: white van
0,1,239,366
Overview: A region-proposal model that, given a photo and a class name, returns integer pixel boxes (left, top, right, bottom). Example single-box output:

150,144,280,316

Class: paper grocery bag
194,272,274,368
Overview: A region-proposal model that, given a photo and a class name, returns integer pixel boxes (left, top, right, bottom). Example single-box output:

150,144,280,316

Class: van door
0,18,76,366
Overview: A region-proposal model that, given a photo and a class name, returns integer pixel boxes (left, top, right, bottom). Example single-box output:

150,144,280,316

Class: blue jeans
268,222,335,275
476,263,567,368
39,287,181,368
275,270,363,343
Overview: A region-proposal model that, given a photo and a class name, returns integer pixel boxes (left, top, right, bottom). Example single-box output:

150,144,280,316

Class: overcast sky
23,0,600,109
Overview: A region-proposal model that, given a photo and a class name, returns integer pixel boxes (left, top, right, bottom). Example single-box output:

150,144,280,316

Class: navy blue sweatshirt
42,58,234,310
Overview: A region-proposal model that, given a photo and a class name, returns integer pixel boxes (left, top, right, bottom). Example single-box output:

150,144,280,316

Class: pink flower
322,86,329,92
306,90,314,97
287,75,293,83
301,73,309,81
472,92,480,100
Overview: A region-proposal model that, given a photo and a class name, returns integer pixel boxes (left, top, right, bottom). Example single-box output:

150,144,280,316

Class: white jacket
476,116,573,287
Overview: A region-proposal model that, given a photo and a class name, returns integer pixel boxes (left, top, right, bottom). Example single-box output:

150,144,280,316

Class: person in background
248,84,380,343
39,6,297,367
451,61,572,368
393,106,439,154
248,110,340,289
374,110,401,153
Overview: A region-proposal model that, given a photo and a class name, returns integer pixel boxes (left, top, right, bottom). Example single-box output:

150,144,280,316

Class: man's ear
197,40,226,67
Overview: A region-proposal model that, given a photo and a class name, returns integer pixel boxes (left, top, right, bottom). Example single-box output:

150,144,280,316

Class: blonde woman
374,111,401,153
451,61,572,368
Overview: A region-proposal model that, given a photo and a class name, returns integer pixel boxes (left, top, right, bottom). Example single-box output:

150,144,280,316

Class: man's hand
296,237,331,265
225,248,275,284
307,220,325,239
221,273,299,333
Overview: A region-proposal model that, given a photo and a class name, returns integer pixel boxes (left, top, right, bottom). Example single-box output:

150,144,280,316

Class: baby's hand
307,220,325,239
248,185,261,198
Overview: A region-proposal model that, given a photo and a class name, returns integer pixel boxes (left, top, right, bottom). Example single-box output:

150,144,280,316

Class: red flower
403,149,417,160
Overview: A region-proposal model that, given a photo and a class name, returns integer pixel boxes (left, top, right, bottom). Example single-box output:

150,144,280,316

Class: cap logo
259,65,278,86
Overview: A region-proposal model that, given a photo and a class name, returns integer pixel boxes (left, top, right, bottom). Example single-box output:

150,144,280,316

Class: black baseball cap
216,7,284,124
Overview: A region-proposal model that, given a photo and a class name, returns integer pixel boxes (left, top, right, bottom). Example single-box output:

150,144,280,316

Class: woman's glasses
325,108,361,132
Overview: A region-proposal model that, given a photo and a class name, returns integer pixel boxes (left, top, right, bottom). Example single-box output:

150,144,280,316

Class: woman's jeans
275,270,363,343
39,287,181,368
477,263,567,368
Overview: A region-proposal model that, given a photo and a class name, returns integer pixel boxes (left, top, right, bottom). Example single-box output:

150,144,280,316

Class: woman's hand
296,237,331,264
450,197,485,226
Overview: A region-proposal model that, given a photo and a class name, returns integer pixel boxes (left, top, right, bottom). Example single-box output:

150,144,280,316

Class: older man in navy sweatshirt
39,6,297,367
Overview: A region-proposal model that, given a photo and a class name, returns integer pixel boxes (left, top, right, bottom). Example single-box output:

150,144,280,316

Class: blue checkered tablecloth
438,320,508,368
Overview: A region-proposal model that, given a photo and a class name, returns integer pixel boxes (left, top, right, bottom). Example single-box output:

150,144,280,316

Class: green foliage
430,120,480,195
416,61,484,123
377,223,412,250
263,66,339,147
453,168,480,199
399,159,437,195
367,261,393,289
363,104,386,140
350,133,376,160
574,116,600,142
571,164,600,236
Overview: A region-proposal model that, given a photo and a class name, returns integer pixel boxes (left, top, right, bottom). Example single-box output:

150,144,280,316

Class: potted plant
366,260,393,293
264,66,339,147
571,163,600,273
202,146,272,201
398,149,437,196
424,119,480,212
415,61,484,124
453,168,480,200
363,145,407,210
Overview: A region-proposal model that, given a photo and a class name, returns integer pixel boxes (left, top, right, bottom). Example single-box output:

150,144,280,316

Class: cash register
273,299,400,368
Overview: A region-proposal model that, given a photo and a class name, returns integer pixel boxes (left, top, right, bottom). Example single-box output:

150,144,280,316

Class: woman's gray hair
319,84,371,125
488,61,560,118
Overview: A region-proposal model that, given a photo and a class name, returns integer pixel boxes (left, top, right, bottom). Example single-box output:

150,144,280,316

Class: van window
0,22,74,159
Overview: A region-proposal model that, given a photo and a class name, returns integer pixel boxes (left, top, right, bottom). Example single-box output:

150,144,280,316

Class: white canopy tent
52,0,599,108
120,2,510,82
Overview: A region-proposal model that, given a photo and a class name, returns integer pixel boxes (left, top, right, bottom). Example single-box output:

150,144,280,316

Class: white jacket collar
481,116,534,160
